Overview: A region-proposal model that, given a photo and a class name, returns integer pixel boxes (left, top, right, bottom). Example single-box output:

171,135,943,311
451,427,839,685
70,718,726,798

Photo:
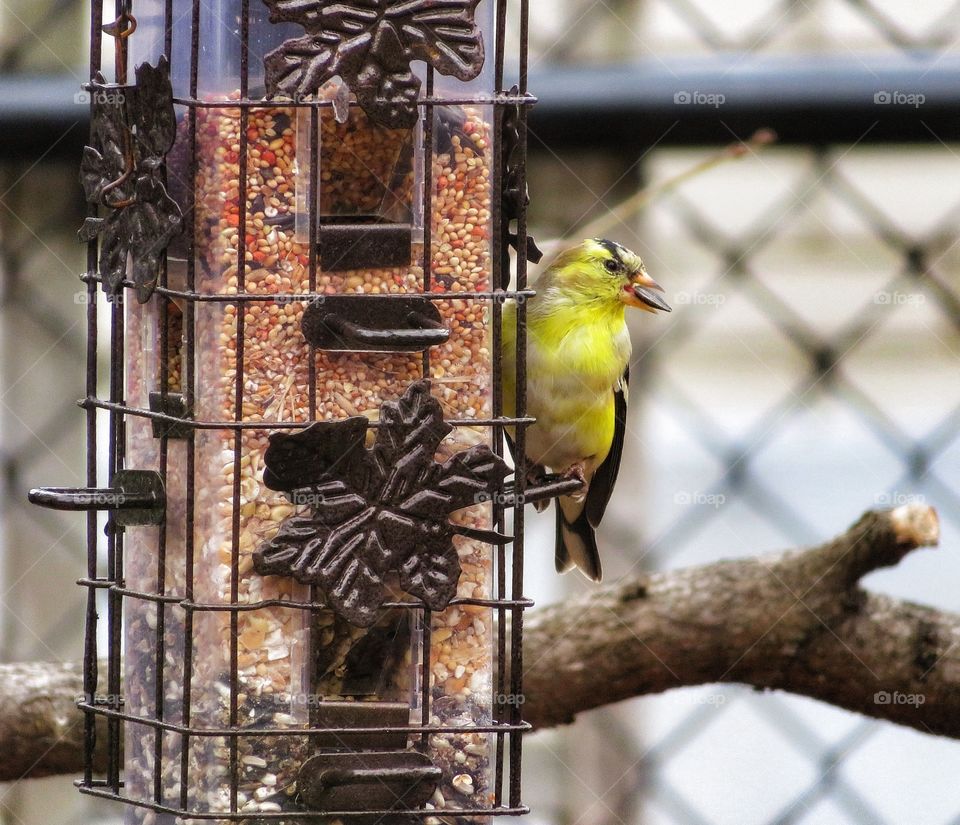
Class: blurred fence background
1,0,959,823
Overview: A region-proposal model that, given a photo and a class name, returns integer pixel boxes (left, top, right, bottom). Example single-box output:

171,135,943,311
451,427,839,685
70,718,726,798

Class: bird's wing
503,429,517,464
585,365,629,529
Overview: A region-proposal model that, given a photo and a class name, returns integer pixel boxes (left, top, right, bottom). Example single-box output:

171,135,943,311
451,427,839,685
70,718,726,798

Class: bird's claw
562,464,588,503
525,463,551,512
525,462,548,487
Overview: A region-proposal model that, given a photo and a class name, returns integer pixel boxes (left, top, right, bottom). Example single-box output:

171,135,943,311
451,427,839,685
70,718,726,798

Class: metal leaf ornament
262,0,485,129
78,56,182,302
254,380,510,627
500,84,542,275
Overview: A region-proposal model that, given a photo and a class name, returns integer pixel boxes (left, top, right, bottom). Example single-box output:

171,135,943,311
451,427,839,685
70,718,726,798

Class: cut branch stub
253,380,510,626
262,0,486,128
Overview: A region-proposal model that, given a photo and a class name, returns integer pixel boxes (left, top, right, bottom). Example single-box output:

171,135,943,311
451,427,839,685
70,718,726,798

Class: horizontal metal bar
171,92,537,109
0,75,89,162
75,703,532,738
81,273,537,303
301,294,451,353
6,54,960,162
321,314,450,347
522,476,586,503
28,470,166,525
79,580,535,611
28,486,155,510
76,577,116,590
80,397,538,431
77,779,123,789
76,786,530,820
530,52,960,146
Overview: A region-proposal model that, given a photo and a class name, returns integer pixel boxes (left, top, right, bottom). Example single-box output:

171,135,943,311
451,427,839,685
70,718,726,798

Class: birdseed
122,98,498,823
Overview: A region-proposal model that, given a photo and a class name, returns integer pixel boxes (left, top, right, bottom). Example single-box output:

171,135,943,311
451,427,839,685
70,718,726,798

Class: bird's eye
604,259,619,273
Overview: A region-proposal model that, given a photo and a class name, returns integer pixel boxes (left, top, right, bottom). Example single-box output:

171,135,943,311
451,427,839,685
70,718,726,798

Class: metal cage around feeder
26,0,581,821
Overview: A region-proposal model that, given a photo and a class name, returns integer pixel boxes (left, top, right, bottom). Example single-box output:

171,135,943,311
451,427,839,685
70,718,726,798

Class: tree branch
0,660,107,780
524,504,950,733
0,505,952,783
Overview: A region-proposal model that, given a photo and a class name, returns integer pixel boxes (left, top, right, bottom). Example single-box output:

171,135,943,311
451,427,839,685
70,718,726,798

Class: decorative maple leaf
262,0,485,129
254,380,510,627
499,84,542,276
78,57,182,302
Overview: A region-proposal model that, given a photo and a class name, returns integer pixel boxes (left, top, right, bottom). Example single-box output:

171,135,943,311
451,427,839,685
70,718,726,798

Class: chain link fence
519,1,960,824
1,0,958,823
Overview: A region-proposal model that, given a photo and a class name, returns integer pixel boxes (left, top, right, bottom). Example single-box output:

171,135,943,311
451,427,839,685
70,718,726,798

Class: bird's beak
622,270,671,313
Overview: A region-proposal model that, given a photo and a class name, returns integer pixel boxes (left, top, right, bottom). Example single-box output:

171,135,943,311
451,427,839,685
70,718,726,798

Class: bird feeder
29,0,564,821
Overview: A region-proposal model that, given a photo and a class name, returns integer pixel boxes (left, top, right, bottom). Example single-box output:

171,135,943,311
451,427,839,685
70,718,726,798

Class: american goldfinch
502,238,670,581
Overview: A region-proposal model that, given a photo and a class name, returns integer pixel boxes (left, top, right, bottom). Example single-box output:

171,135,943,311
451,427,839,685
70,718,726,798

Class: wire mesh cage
27,0,560,821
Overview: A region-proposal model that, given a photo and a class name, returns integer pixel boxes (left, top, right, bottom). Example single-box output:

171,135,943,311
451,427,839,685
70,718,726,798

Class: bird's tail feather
555,497,602,582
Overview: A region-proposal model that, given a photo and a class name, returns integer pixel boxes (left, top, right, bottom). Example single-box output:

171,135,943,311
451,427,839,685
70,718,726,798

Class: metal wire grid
645,0,960,52
514,145,960,825
646,155,960,557
508,0,960,821
524,0,960,58
0,163,90,661
71,0,536,820
631,148,960,824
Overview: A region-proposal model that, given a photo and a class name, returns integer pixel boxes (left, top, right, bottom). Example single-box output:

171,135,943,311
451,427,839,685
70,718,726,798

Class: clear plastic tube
123,4,497,821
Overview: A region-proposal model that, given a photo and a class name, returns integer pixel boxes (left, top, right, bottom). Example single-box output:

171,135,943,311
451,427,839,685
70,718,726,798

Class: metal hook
99,10,138,209
102,9,137,85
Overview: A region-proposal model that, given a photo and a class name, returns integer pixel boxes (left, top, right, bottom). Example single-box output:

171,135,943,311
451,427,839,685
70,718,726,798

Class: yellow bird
502,239,670,581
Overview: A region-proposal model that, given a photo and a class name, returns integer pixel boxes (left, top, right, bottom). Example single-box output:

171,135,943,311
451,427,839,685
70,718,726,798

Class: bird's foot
525,462,549,487
525,463,551,512
562,463,588,503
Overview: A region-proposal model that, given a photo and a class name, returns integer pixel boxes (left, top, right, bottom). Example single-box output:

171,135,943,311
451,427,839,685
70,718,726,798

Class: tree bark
0,504,952,782
0,660,107,780
524,504,950,733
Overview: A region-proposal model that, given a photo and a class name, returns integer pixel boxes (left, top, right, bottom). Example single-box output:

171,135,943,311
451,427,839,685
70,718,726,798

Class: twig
579,128,777,242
